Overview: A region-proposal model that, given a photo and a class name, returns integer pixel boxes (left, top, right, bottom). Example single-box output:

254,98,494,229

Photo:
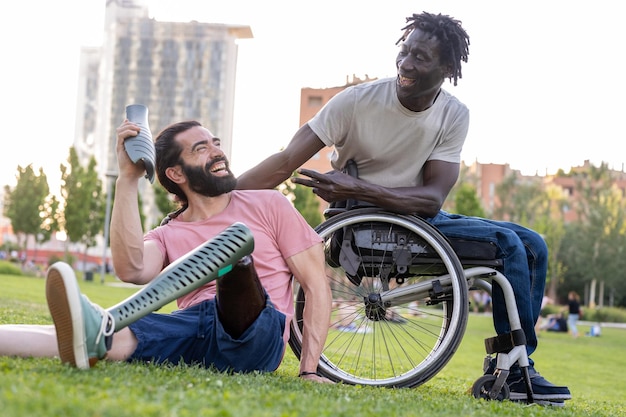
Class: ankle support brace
108,222,254,330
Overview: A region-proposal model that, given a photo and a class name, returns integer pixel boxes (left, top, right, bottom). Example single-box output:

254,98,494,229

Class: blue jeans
567,313,579,336
128,296,286,372
427,211,548,359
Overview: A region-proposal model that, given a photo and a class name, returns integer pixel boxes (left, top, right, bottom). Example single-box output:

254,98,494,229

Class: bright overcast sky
1,0,624,193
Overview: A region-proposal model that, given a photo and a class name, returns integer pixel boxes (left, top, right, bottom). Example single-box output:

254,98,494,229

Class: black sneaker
483,359,571,406
507,368,571,405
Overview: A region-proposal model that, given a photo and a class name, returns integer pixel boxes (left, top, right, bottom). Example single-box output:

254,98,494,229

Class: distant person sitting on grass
0,119,333,383
540,313,568,333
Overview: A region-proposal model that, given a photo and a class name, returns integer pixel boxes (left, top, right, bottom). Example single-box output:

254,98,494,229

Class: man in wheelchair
237,11,571,406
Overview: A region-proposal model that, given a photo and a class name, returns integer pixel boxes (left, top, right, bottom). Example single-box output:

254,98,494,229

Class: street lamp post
100,171,118,284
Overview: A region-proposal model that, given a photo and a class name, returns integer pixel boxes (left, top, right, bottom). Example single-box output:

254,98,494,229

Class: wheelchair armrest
324,200,378,219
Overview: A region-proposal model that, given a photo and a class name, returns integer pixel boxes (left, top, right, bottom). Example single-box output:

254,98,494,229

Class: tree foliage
531,184,568,300
291,183,324,228
60,147,105,269
152,183,179,228
3,165,50,252
559,163,626,306
493,174,545,225
453,183,485,217
276,174,323,228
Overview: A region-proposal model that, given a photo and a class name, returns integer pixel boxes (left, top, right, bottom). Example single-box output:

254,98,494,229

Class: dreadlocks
396,12,470,86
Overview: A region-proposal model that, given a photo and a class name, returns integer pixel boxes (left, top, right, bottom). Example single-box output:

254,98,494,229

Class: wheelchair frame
288,207,535,403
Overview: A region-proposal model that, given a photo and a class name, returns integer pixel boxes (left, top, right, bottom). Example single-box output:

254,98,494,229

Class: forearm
297,160,457,217
342,180,443,216
286,244,332,374
237,124,326,190
109,176,146,283
299,282,332,373
236,153,293,190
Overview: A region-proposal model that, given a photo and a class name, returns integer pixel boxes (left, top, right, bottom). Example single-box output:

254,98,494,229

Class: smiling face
175,126,237,197
395,27,448,110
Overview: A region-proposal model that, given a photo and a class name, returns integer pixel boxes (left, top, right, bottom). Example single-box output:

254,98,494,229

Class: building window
308,96,323,107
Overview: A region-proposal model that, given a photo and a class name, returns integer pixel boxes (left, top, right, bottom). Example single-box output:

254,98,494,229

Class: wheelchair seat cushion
448,238,498,261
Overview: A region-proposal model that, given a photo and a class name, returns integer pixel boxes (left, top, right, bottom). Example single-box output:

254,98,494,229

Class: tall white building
74,0,251,226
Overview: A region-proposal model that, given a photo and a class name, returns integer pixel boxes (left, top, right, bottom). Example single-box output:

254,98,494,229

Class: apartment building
74,0,251,226
1,0,251,267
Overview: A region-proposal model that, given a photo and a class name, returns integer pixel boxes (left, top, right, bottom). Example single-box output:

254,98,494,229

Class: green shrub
48,254,63,265
541,303,626,324
582,306,626,323
0,260,23,276
540,304,562,317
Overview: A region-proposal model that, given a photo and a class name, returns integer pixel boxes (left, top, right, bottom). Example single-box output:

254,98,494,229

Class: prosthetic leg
108,222,254,330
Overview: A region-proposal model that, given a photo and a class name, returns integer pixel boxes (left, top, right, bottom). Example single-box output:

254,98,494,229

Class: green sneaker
46,262,115,369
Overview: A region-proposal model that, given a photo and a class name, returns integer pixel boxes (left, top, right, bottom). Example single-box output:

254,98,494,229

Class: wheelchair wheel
289,208,468,388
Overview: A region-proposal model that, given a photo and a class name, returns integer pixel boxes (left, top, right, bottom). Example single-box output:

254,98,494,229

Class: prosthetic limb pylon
107,222,254,330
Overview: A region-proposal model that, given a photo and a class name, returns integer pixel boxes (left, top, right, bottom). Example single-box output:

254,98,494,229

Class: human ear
166,166,185,184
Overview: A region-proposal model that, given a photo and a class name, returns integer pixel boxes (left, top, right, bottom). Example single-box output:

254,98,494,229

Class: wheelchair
288,200,536,402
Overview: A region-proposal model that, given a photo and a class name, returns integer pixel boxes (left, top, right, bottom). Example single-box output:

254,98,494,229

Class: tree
3,165,50,257
277,174,323,228
60,147,105,272
442,163,471,213
453,183,485,217
490,173,574,302
292,183,324,228
493,174,544,225
558,163,626,307
532,184,568,301
151,183,179,228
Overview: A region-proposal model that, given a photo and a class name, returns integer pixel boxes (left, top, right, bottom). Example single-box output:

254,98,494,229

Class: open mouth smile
209,161,227,173
398,75,417,88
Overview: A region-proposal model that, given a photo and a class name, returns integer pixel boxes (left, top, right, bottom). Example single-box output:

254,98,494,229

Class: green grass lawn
1,273,625,417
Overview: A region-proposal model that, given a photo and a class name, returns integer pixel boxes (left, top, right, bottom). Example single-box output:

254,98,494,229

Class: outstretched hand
292,168,360,203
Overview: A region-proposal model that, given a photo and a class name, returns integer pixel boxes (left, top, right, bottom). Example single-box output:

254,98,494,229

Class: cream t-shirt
308,77,469,187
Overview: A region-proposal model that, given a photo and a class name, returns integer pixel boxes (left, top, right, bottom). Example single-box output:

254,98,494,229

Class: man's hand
115,120,146,180
292,168,360,203
299,372,335,384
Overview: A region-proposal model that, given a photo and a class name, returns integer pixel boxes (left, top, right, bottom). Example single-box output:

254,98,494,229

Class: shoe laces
91,301,115,345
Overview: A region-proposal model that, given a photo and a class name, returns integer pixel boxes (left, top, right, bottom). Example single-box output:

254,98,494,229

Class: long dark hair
154,120,202,205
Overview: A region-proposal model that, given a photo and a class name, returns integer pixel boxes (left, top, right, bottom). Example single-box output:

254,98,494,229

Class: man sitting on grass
0,120,333,383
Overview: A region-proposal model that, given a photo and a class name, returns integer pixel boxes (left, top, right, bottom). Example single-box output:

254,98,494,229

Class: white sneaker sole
46,262,90,369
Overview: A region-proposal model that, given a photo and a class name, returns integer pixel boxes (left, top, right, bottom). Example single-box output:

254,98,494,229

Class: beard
182,158,237,197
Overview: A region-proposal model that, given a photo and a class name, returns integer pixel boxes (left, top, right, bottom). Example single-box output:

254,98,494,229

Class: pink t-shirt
144,189,322,342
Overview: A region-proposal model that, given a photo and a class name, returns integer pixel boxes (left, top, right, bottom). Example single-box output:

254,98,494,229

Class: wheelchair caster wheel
471,375,510,401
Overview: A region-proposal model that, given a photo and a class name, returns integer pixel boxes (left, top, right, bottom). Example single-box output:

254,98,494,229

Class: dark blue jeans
428,211,547,359
128,296,286,372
